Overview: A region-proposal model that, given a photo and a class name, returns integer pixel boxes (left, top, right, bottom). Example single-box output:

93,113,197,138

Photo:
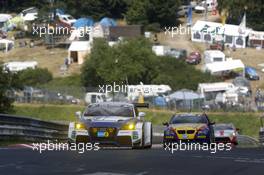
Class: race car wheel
144,126,152,149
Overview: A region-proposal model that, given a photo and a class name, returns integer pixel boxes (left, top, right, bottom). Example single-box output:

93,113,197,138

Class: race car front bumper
69,129,142,147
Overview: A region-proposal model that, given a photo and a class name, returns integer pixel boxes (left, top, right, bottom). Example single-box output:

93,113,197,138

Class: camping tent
73,17,94,29
168,89,204,110
4,61,38,72
0,14,12,23
191,20,250,48
203,59,245,76
68,41,91,64
0,39,14,52
0,14,12,28
99,17,116,27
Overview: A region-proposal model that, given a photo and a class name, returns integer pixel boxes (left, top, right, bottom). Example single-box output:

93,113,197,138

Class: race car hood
80,116,136,128
214,129,235,137
169,123,208,130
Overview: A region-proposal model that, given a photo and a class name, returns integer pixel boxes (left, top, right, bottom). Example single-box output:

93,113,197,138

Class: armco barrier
0,114,68,142
260,131,264,146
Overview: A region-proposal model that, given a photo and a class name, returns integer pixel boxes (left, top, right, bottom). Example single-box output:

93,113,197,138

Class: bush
0,65,21,113
18,68,53,86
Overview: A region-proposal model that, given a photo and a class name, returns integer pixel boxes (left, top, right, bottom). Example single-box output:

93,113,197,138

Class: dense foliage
217,0,264,30
0,66,21,113
81,38,217,90
17,68,53,86
1,0,180,29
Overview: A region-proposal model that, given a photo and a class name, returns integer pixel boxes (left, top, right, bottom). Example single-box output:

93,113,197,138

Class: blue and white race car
68,102,152,148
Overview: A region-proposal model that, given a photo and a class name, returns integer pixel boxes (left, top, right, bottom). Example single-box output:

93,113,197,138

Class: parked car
186,51,201,64
166,48,187,59
177,5,189,17
58,14,76,26
232,76,251,96
214,123,239,145
209,43,224,51
245,67,260,80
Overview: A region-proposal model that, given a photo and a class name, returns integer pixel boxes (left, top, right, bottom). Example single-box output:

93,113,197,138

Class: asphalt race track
0,146,263,175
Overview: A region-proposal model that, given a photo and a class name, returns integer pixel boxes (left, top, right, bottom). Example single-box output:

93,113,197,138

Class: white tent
0,39,14,52
4,61,38,72
0,14,12,22
191,20,251,48
203,59,245,76
68,41,91,64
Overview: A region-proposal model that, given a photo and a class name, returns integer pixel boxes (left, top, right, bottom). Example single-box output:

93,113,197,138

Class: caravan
204,50,225,64
198,82,237,101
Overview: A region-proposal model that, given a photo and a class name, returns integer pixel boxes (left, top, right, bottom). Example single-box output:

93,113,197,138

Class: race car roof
88,102,134,108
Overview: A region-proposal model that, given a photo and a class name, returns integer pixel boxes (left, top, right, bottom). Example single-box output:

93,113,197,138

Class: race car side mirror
138,112,146,119
163,122,169,127
75,111,82,119
209,122,215,125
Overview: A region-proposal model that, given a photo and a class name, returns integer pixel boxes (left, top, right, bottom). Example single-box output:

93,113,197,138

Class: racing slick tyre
144,126,152,149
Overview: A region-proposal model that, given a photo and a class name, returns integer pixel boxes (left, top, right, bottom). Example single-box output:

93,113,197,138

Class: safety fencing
0,114,68,142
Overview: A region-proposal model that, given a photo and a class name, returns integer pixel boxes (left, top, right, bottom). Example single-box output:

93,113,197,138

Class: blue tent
154,96,167,107
73,17,94,29
99,17,116,27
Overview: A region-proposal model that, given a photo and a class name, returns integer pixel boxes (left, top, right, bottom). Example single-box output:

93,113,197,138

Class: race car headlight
121,123,136,130
75,123,86,130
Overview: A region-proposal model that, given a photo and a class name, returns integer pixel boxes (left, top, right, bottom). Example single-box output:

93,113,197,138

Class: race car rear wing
133,103,149,108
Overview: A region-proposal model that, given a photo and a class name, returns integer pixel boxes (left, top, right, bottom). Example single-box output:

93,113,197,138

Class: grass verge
11,104,262,139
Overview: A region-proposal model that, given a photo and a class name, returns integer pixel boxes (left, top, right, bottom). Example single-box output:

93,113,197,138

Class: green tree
81,38,158,87
81,38,217,90
0,66,21,113
18,68,53,86
218,0,264,30
126,0,181,28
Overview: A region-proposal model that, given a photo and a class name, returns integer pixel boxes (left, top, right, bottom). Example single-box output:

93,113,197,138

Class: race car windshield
214,125,234,130
170,115,208,124
83,106,134,117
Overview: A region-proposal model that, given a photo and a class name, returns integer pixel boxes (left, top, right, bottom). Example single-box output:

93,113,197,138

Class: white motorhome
127,84,171,101
84,92,107,104
152,45,170,56
215,91,239,104
204,50,226,64
198,82,236,101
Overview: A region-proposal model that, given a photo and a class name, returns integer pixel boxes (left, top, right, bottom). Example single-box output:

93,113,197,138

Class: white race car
214,123,238,145
68,102,152,148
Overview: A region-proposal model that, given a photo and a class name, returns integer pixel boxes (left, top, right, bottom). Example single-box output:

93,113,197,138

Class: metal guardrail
260,131,264,146
0,114,68,142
